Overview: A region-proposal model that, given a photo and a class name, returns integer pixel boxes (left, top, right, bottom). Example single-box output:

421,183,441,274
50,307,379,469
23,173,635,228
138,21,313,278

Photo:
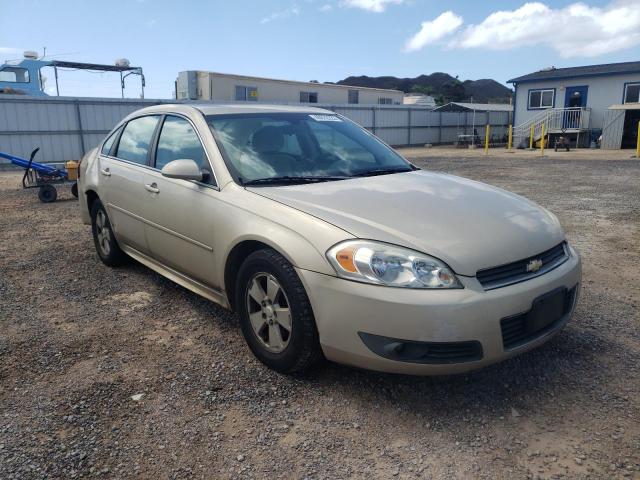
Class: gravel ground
1,154,638,480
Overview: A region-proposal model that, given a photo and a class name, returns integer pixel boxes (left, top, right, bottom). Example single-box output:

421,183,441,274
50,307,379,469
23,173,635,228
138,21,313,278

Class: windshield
206,112,414,185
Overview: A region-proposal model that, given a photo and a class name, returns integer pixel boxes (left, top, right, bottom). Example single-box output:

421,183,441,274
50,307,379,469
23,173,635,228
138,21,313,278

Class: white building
403,94,436,108
176,71,404,106
508,61,640,149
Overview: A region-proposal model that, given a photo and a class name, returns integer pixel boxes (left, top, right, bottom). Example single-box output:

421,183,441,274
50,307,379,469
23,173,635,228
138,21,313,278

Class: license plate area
500,286,575,350
526,287,567,333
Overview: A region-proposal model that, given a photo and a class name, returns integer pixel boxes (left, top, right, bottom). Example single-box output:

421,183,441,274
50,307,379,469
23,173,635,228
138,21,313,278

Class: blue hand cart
0,148,78,202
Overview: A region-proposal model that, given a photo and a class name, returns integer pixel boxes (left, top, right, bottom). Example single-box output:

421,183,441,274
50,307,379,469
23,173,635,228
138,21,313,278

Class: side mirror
161,159,203,182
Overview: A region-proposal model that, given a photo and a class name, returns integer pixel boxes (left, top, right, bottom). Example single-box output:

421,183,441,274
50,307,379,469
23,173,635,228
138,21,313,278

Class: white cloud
341,0,405,13
455,0,640,57
260,5,301,24
406,1,640,58
404,11,463,51
319,3,333,12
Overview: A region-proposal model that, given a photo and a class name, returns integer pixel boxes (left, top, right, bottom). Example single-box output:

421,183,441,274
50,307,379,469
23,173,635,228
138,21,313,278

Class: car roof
125,103,334,118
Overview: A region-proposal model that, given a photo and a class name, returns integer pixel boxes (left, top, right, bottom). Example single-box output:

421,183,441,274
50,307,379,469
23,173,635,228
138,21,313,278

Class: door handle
100,168,111,177
144,182,160,194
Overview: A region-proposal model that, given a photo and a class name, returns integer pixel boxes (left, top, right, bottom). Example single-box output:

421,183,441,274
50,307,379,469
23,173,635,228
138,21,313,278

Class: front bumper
297,249,581,375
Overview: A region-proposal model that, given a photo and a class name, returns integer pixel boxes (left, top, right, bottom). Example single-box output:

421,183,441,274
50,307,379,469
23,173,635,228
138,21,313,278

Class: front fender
78,148,99,225
214,184,354,292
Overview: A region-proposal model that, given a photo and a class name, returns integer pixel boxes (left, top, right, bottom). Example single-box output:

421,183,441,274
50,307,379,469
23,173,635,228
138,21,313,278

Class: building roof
184,70,404,95
508,61,640,84
433,102,513,112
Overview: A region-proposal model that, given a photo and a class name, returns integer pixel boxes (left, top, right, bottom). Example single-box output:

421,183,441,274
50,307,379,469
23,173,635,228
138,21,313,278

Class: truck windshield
206,112,414,185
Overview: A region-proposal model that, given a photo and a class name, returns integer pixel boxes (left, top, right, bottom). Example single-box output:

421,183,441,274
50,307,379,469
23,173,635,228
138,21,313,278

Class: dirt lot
1,152,639,479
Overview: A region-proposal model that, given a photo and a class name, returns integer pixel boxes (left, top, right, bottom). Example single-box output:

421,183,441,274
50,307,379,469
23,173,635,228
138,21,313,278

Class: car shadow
126,261,628,423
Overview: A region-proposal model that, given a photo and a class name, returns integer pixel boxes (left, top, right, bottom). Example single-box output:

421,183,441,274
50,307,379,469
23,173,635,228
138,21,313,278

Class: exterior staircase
513,107,591,148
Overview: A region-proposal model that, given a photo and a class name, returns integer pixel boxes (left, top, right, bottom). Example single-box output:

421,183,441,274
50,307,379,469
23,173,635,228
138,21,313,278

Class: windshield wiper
350,166,416,178
242,175,348,186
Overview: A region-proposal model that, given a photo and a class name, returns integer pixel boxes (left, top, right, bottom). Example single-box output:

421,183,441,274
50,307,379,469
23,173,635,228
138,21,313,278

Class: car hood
247,170,565,276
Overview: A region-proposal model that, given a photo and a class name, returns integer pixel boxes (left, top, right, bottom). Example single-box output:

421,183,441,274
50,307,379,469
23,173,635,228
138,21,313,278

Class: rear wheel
236,248,323,373
38,184,57,203
90,199,128,267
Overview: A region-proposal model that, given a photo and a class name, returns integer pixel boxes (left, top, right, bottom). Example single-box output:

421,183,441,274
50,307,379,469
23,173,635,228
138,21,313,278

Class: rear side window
155,116,208,172
101,127,121,156
115,115,160,165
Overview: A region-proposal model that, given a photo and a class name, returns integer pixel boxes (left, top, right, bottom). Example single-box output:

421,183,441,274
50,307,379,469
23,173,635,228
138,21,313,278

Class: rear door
99,115,161,254
140,114,222,287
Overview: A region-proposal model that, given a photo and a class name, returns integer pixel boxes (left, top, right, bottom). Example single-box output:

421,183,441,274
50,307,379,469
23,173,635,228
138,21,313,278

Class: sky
1,0,639,99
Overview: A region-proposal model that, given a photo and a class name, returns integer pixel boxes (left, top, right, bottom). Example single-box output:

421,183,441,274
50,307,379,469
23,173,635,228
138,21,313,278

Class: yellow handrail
484,125,490,155
529,124,534,149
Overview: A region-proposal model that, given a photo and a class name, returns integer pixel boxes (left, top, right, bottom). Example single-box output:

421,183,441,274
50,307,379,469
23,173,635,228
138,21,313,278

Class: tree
410,84,434,96
441,80,466,103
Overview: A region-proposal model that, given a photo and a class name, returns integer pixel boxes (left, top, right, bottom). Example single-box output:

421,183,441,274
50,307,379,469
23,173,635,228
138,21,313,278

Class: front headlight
326,240,462,289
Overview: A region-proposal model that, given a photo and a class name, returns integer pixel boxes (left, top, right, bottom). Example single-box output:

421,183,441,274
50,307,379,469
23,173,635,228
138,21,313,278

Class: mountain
334,73,513,105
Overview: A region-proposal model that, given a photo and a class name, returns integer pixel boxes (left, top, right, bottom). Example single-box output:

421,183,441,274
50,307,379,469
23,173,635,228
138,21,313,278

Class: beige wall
192,72,403,105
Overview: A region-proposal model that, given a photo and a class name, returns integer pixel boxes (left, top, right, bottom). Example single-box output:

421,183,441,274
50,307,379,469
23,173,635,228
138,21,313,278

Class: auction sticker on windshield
309,114,342,122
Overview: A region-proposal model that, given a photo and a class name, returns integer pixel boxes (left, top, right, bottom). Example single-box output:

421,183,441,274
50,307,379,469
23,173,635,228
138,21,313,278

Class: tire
236,248,323,373
38,184,57,203
71,182,78,198
90,199,128,267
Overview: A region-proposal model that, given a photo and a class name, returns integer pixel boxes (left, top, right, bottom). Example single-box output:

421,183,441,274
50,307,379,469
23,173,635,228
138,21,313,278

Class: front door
140,115,221,287
563,86,588,129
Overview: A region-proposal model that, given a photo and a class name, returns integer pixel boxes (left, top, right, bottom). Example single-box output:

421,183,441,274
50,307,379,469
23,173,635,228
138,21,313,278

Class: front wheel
90,199,128,267
236,249,323,373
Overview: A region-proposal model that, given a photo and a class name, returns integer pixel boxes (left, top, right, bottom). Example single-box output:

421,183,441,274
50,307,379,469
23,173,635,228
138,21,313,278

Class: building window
378,97,393,105
235,85,258,101
0,67,30,83
623,83,640,104
528,89,554,109
300,91,318,103
348,89,359,104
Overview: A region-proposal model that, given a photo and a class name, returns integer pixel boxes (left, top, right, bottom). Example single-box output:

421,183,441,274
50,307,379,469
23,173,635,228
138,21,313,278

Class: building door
563,86,588,129
621,109,640,149
601,109,625,149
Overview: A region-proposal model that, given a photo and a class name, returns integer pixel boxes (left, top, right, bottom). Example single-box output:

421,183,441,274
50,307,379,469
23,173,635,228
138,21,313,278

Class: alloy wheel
245,273,292,353
95,209,111,257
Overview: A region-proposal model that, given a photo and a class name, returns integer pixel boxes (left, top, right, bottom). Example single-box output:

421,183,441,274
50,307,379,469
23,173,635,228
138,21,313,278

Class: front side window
0,67,30,83
528,89,554,109
101,127,122,156
624,83,640,104
115,115,160,165
300,91,318,103
348,89,359,104
155,116,209,174
207,112,412,184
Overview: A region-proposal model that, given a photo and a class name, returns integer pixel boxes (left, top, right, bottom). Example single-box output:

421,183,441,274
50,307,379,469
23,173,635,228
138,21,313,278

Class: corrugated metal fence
0,95,511,164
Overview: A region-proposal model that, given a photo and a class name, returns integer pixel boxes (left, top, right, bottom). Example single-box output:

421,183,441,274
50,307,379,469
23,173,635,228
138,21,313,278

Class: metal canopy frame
49,60,145,98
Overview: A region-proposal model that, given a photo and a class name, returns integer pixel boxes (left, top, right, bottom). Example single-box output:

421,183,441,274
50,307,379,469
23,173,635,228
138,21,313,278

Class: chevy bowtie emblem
526,259,543,272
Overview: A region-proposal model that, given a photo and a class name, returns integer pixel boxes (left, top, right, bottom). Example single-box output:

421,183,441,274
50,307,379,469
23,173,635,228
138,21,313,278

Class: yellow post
484,124,490,155
507,125,513,151
636,121,640,158
529,124,534,149
540,122,545,156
